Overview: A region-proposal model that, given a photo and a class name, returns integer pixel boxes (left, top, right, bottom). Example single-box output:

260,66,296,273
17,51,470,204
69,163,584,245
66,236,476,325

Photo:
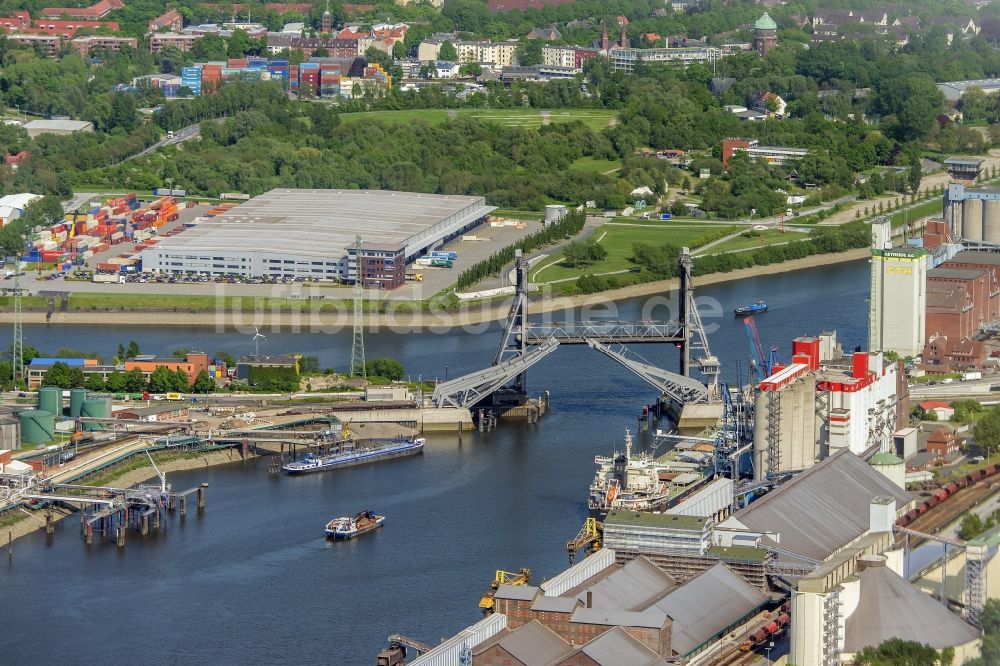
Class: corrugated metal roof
494,584,537,601
489,620,573,664
573,557,677,611
843,558,980,651
667,477,733,517
410,613,507,666
571,606,667,629
580,626,665,665
540,547,615,596
531,595,579,613
24,119,93,131
650,563,768,656
734,451,912,561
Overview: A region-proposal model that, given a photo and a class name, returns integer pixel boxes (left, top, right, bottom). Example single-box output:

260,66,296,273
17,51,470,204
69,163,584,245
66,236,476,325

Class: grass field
337,108,618,132
532,222,735,282
889,199,942,227
705,229,809,254
569,156,621,174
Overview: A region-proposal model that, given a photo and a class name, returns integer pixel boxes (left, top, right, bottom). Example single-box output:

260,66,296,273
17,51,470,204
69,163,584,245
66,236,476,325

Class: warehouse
141,189,495,288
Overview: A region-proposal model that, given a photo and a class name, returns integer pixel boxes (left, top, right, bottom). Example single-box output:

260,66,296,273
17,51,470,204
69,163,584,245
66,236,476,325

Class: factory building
868,218,927,357
412,548,769,665
141,189,495,288
753,330,902,480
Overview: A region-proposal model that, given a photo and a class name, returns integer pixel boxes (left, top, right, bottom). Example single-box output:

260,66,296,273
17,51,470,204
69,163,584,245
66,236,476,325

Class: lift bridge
432,248,719,410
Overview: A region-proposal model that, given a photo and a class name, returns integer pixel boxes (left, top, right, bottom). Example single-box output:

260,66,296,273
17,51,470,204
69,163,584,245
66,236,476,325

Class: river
0,261,868,665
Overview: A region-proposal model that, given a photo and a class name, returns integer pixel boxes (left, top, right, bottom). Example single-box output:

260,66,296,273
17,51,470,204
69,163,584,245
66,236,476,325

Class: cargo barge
325,510,384,539
588,429,710,518
283,437,424,474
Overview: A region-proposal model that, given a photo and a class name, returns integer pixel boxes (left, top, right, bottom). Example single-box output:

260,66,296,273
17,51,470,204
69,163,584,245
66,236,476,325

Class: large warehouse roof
149,188,493,259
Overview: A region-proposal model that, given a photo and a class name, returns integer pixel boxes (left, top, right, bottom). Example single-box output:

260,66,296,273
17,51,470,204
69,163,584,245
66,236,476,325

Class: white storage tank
984,200,1000,243
544,205,567,226
869,451,906,489
963,198,983,240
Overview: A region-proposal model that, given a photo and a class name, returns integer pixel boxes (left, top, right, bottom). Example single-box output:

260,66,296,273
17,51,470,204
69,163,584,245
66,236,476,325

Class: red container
227,58,249,68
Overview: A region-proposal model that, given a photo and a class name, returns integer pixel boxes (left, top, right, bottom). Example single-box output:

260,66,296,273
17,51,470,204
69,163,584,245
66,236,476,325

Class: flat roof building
937,78,1000,102
23,119,94,137
142,188,495,288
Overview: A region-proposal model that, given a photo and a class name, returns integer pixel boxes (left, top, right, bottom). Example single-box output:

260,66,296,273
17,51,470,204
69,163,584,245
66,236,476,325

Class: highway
124,122,203,162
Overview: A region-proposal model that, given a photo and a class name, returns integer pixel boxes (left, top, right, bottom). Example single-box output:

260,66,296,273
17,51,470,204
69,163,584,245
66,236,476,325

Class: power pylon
350,235,366,379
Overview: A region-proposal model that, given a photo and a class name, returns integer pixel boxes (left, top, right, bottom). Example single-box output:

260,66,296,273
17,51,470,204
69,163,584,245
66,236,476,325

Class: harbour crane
743,316,768,382
566,517,603,564
479,567,532,613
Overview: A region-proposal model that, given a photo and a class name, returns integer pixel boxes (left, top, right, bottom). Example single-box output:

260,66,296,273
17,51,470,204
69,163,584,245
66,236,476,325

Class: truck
962,371,983,382
92,273,125,284
430,258,453,268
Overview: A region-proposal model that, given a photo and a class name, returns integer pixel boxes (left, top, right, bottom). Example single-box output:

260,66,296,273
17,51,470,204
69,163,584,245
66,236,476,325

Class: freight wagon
896,463,1000,527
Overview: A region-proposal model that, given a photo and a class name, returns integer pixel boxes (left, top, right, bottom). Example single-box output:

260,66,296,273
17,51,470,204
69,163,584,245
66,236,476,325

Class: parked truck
92,273,125,284
962,371,983,382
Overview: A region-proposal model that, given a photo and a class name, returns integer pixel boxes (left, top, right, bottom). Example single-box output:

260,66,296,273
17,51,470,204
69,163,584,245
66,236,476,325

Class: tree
908,150,923,195
459,63,482,78
41,362,71,389
516,39,543,66
438,41,457,61
148,366,176,393
365,357,404,380
310,47,329,57
974,407,1000,458
563,240,608,267
104,371,127,393
853,638,938,666
392,40,406,60
192,370,216,394
124,368,147,392
960,86,989,123
108,93,137,132
126,340,141,360
84,373,105,391
960,511,986,540
299,356,321,374
192,33,227,61
173,368,191,391
215,351,236,368
67,367,85,388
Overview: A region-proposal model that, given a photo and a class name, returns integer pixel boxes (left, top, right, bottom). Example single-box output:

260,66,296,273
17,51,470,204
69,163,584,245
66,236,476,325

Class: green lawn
706,229,807,254
570,156,621,175
532,223,735,282
337,108,617,131
889,199,942,227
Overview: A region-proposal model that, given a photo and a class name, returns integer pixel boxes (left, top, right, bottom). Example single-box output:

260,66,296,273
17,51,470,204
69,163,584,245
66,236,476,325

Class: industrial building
410,549,769,665
868,219,927,357
943,182,1000,241
23,119,94,137
753,330,903,480
721,138,809,167
141,189,495,288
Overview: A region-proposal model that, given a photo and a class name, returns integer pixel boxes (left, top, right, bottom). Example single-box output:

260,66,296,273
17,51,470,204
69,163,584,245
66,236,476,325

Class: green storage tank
81,398,111,431
38,386,61,416
20,409,54,445
69,387,88,418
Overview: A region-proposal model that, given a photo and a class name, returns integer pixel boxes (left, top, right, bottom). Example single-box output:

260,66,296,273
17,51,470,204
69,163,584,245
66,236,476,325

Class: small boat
325,510,384,539
735,300,767,316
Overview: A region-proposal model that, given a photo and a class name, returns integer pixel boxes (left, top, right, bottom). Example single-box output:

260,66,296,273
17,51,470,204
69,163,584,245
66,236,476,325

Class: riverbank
0,248,868,329
2,448,245,545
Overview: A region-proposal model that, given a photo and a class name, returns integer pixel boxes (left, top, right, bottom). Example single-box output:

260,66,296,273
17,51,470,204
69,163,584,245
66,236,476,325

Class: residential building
541,44,599,70
926,427,962,456
150,32,201,53
7,33,60,56
71,35,137,56
418,36,517,66
721,138,809,167
608,45,722,72
148,9,183,34
41,0,123,20
265,34,359,57
526,25,561,40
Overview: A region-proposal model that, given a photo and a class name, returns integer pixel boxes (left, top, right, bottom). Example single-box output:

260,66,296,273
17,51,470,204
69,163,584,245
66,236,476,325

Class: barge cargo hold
283,437,425,474
326,510,384,539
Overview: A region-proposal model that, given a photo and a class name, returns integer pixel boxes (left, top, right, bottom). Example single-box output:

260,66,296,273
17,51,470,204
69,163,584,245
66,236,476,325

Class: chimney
586,590,592,608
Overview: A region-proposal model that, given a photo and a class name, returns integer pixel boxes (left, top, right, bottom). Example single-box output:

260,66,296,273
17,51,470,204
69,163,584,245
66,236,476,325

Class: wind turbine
252,327,266,358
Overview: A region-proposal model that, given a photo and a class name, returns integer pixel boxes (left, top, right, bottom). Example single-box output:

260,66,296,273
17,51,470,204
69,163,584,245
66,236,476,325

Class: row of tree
40,361,217,393
455,211,586,290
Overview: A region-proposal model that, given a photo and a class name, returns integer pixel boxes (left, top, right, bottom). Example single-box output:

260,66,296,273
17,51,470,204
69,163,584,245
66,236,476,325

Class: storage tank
37,386,61,416
69,387,87,418
984,200,1000,243
870,451,906,489
0,416,21,450
963,198,983,241
20,410,54,445
943,201,954,233
81,398,111,431
544,204,567,225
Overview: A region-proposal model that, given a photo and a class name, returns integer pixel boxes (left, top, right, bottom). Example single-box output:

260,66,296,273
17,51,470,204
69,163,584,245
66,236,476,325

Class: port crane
743,316,782,382
566,517,603,564
479,567,532,613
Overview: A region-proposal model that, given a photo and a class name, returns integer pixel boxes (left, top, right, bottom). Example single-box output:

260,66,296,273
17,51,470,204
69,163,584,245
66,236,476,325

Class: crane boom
743,316,767,381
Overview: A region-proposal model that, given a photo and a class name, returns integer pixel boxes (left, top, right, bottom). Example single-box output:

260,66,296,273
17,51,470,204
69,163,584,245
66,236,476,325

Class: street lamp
766,641,774,665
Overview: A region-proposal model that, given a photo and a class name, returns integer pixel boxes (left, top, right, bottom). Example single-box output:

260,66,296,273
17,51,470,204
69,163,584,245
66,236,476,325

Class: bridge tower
491,249,530,399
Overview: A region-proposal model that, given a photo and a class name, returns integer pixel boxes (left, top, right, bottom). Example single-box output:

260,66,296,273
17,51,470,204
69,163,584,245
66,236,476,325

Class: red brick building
922,333,988,372
926,427,961,456
41,0,123,20
147,9,183,34
925,267,990,341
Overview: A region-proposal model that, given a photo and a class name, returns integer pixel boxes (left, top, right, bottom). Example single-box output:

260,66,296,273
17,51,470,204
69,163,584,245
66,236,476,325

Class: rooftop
23,119,92,132
754,12,777,30
947,250,1000,267
927,267,987,280
605,511,708,531
146,188,493,261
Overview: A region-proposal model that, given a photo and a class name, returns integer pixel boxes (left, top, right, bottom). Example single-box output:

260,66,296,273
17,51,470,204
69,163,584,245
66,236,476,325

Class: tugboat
325,510,384,539
734,300,767,316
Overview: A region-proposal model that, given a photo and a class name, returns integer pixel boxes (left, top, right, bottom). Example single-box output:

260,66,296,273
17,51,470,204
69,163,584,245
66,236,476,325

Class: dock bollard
197,487,205,510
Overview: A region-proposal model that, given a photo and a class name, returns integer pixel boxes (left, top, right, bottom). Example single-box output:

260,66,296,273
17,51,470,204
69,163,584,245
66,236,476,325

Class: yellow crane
479,567,532,613
566,517,603,564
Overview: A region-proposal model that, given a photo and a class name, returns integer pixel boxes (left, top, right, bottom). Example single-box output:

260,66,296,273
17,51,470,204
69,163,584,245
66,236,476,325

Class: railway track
900,482,999,545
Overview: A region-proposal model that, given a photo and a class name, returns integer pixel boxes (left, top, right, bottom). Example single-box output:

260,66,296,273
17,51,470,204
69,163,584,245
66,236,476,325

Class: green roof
707,545,768,562
754,12,777,31
870,452,903,465
605,511,707,531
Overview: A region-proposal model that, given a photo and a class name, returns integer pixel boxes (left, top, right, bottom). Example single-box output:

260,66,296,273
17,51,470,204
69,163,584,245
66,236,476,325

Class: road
124,121,206,162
